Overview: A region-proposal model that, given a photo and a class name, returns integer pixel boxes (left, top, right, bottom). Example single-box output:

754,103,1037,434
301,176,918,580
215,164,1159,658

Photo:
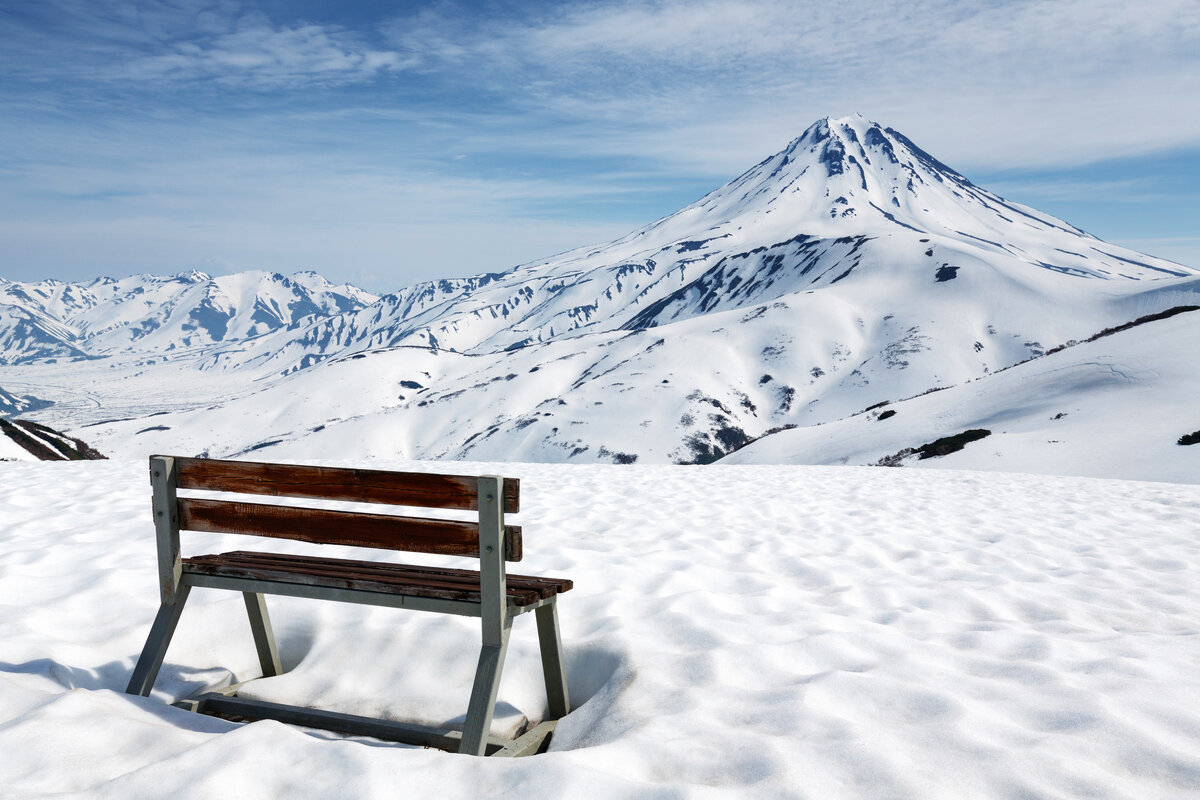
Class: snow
36,290,1198,482
3,458,1199,797
0,429,32,460
724,309,1200,483
0,270,379,362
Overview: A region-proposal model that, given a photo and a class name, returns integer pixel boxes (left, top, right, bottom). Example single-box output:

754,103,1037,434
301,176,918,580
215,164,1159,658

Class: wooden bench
125,455,572,756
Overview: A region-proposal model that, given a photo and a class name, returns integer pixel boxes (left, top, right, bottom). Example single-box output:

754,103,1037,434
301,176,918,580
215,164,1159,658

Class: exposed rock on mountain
0,418,104,461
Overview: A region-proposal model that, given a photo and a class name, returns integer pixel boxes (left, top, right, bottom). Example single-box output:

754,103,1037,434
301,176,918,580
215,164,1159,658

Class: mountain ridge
0,269,379,365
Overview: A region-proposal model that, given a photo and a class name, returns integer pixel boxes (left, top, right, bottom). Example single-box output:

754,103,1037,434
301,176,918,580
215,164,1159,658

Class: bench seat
184,551,573,606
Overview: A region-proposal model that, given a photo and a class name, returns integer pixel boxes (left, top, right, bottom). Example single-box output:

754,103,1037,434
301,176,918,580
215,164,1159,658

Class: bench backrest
149,455,521,604
162,455,521,559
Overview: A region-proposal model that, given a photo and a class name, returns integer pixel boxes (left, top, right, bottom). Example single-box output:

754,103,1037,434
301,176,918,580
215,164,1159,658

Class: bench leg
459,617,513,756
242,592,283,678
535,602,571,719
125,585,192,697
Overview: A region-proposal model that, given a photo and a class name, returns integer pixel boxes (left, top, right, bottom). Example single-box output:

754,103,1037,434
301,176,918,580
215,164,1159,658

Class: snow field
728,310,1200,483
1,459,1199,798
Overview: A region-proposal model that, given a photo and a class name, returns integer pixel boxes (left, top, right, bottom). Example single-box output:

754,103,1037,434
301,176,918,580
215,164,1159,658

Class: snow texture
1,459,1198,798
723,308,1200,483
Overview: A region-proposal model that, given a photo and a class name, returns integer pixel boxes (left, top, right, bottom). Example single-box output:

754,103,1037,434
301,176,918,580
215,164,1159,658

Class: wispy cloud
7,0,1198,169
382,0,1200,172
1,0,409,89
0,108,658,289
122,16,410,87
984,176,1181,205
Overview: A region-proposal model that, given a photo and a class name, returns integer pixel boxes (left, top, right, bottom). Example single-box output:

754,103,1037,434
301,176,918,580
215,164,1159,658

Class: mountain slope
0,303,89,365
0,418,104,461
0,270,378,362
0,385,51,416
720,306,1200,483
77,294,1200,480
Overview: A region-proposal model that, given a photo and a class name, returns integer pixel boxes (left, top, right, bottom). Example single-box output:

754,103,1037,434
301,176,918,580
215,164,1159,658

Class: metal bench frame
125,455,570,757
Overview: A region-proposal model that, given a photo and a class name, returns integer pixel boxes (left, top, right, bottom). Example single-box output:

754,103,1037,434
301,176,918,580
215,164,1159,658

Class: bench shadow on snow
1,656,140,693
2,641,628,753
0,658,237,734
265,619,627,749
562,644,623,712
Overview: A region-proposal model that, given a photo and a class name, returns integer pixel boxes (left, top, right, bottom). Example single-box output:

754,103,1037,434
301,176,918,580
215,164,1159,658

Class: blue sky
1,0,1197,292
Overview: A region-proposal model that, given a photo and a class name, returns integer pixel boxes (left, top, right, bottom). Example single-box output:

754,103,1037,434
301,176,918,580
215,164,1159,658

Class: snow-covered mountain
0,270,378,364
4,116,1198,479
0,301,91,364
194,116,1192,377
0,385,50,417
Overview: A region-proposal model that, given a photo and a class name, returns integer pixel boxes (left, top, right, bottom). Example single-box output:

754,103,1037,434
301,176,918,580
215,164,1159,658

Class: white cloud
384,0,1200,171
1,1,411,89
122,18,410,87
11,1,1198,168
983,176,1185,205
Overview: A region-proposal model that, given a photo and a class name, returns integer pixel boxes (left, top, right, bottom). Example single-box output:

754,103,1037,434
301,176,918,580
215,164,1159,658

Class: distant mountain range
0,270,376,364
3,115,1198,480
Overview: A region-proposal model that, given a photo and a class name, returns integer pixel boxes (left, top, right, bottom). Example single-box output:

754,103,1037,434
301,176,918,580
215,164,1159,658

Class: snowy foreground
2,459,1199,799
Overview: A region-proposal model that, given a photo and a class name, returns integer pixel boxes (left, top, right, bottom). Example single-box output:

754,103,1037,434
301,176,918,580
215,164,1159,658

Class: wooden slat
164,455,520,513
183,551,572,605
177,498,523,561
187,559,538,604
187,551,571,596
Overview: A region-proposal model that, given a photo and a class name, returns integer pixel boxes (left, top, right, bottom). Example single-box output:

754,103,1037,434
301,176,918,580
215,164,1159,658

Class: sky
1,0,1197,293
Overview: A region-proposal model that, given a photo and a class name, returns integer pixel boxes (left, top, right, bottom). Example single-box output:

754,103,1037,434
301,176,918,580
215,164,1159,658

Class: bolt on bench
125,455,572,756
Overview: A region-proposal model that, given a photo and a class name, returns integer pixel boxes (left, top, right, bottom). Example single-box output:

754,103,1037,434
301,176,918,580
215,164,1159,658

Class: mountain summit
642,114,1187,281
707,114,1073,235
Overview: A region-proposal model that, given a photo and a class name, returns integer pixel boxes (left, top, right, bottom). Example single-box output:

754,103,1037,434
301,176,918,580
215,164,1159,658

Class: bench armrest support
150,456,182,604
478,475,507,646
